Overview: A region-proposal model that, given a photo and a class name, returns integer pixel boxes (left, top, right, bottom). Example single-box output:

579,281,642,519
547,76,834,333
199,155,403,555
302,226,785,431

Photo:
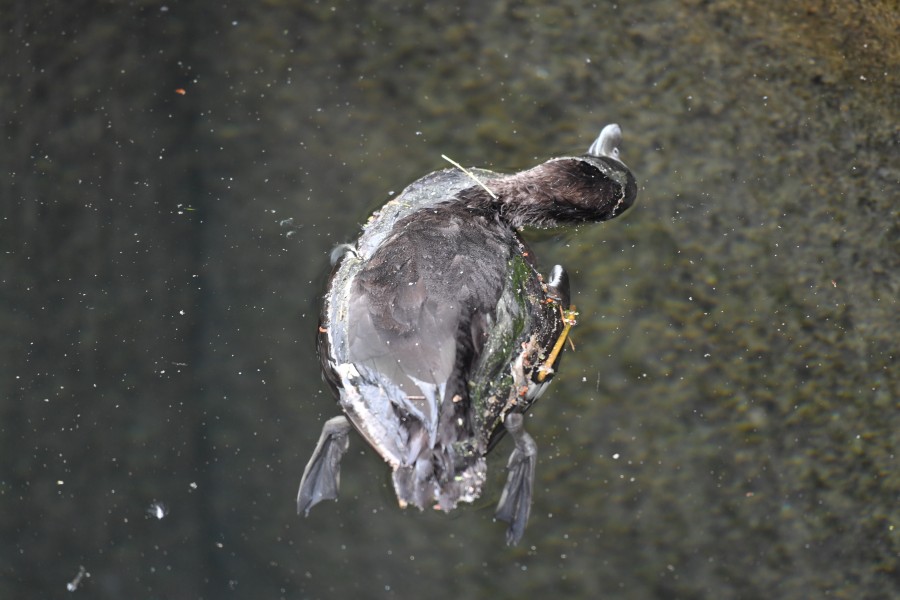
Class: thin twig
441,154,498,199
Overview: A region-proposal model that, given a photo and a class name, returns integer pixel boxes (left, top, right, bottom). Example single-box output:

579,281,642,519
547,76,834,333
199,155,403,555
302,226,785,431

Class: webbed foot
495,413,537,545
297,415,352,516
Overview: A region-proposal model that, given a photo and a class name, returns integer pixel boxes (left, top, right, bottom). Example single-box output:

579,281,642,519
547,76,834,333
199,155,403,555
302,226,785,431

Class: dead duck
298,124,637,545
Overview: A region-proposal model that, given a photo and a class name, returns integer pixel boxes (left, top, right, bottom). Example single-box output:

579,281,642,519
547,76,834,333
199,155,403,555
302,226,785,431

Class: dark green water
2,1,897,598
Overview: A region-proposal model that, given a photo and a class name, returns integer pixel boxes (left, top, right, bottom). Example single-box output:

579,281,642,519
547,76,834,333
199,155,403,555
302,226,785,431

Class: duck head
471,123,637,229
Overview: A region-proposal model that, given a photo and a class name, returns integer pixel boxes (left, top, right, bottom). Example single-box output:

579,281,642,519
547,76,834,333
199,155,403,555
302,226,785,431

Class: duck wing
347,206,512,448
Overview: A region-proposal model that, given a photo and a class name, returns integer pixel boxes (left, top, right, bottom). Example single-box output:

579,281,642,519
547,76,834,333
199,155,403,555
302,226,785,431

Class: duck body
298,125,637,544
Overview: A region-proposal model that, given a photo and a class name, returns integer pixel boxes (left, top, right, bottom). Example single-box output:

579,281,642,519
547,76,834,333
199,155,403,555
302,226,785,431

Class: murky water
2,1,897,598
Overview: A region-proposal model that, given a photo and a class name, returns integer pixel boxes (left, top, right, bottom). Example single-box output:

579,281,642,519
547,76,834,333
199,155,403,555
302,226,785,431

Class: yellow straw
537,306,577,382
441,154,498,199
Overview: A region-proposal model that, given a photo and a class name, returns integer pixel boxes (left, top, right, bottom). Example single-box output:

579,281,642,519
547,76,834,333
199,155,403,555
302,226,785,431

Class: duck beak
587,123,624,163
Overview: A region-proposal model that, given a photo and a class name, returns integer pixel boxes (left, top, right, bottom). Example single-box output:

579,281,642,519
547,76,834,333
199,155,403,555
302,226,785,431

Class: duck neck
458,158,630,229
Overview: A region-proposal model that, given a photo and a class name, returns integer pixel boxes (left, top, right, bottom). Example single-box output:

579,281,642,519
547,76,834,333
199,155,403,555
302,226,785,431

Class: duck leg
547,264,570,307
297,415,352,516
495,412,537,545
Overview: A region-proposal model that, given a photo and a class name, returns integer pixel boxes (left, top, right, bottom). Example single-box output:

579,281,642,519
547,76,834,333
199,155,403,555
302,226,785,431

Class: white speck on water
147,501,168,520
66,565,87,592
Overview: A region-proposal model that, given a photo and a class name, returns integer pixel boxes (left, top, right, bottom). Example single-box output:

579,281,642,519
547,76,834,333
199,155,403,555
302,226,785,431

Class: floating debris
66,565,87,592
280,216,303,241
147,501,168,520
